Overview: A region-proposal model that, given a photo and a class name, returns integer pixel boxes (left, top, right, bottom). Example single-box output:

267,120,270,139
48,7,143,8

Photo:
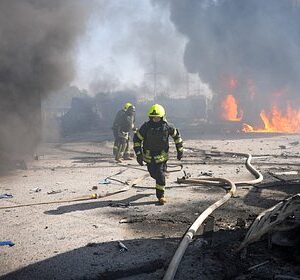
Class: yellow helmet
124,102,133,110
148,104,165,118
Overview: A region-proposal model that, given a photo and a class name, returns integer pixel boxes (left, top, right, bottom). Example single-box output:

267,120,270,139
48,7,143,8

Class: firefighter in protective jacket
112,102,136,162
133,104,183,205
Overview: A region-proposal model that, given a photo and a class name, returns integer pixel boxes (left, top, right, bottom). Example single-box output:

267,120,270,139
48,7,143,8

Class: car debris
239,194,300,250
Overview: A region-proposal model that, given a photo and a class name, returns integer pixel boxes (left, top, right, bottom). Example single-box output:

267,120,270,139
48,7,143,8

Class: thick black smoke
0,1,89,159
169,0,300,121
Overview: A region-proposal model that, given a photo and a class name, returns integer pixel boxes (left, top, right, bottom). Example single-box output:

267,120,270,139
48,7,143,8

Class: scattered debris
0,193,13,199
274,171,298,175
199,171,213,177
247,260,270,271
119,217,145,224
47,190,62,195
281,152,288,158
0,241,15,247
236,167,240,174
30,187,41,193
99,178,111,185
118,241,128,252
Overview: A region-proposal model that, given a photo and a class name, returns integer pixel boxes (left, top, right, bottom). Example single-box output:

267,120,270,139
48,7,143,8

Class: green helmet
124,102,133,110
148,104,165,118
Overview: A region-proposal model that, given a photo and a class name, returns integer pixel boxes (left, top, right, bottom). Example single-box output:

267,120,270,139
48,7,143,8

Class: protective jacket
133,119,183,163
112,109,126,131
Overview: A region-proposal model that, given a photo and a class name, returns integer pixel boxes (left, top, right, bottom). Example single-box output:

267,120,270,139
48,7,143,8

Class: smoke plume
168,0,300,121
0,0,89,159
76,0,203,97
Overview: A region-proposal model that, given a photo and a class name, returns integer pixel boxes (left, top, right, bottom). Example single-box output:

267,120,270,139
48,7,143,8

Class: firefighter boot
156,188,166,205
159,197,167,205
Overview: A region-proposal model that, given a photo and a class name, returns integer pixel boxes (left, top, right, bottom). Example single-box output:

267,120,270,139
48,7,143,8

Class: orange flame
221,94,243,121
243,104,300,133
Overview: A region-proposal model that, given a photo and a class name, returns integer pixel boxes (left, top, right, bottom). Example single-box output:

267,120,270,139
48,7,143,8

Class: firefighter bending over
133,104,183,205
112,102,136,162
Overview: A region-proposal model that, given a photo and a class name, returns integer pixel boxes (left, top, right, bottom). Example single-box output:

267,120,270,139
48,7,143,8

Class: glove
136,154,144,166
177,151,183,161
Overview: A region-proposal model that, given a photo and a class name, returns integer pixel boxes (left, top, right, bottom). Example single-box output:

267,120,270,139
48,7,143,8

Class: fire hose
0,187,130,210
163,152,263,280
0,164,183,210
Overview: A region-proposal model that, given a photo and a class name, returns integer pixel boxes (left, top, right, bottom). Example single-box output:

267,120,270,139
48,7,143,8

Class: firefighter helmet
148,104,165,118
124,102,133,110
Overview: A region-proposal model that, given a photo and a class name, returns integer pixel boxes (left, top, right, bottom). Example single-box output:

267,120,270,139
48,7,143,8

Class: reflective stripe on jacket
133,120,183,163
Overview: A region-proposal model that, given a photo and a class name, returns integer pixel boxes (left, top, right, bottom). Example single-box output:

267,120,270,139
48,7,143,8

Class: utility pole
185,72,190,96
185,72,195,97
145,54,163,100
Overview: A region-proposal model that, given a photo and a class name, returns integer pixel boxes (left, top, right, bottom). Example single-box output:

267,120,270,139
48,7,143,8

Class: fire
220,79,300,133
221,94,243,121
243,104,300,133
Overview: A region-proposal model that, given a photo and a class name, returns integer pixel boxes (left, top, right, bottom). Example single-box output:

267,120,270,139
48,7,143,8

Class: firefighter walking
133,104,183,205
112,102,136,162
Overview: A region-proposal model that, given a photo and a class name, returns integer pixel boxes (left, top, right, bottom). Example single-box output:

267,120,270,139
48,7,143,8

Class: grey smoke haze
0,0,89,157
77,0,203,97
168,0,300,120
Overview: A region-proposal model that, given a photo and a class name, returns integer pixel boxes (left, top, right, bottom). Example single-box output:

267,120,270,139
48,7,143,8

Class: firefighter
113,103,136,162
133,104,183,205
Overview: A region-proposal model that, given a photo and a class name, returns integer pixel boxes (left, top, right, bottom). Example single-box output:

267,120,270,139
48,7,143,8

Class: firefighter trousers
113,130,130,159
147,161,167,199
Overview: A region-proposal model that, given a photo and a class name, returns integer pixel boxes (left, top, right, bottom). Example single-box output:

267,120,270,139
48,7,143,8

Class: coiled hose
163,152,263,280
